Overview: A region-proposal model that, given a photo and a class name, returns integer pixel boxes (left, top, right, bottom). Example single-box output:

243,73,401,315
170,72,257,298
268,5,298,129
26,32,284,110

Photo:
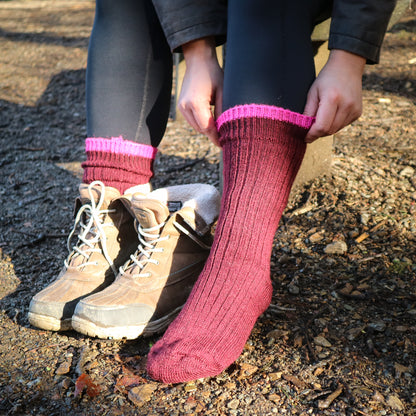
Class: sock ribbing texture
82,136,157,193
147,105,313,383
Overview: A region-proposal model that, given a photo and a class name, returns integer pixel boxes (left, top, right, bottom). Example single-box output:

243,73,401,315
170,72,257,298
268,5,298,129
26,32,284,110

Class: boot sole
71,306,182,339
28,312,72,332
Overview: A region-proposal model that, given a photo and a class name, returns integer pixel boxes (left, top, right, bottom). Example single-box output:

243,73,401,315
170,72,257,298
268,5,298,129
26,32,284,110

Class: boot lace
65,181,117,274
120,221,169,278
120,218,211,279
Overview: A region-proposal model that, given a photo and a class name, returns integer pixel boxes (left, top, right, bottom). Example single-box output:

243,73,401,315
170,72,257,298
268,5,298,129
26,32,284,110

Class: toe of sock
146,339,232,384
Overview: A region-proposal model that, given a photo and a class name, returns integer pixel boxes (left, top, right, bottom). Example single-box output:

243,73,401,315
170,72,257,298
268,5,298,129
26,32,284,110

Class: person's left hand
304,49,366,143
178,37,224,146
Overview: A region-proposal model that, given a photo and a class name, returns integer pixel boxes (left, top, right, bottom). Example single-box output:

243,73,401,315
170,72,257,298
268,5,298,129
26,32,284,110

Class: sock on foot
82,136,157,194
146,104,314,383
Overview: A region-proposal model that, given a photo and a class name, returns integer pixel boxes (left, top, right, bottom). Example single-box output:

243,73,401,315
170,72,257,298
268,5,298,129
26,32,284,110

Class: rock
55,360,71,375
184,381,197,392
395,325,408,332
368,321,386,332
394,362,411,377
339,283,354,295
386,394,404,411
268,372,282,381
278,254,291,264
400,166,415,178
238,363,258,379
309,232,324,243
60,377,72,390
267,329,290,339
372,391,385,403
314,336,332,347
268,394,280,404
324,241,347,255
288,282,300,295
360,213,370,225
227,399,240,409
128,384,157,407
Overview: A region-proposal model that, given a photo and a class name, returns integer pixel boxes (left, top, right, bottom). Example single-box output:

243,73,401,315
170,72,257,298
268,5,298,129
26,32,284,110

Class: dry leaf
74,373,101,398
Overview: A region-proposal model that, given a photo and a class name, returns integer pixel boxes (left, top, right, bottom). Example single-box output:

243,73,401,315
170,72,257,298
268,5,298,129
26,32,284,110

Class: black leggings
86,0,172,147
86,0,331,145
223,0,332,113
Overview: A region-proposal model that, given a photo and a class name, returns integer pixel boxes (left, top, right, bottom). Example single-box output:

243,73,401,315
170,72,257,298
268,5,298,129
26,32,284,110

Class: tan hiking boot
28,180,143,331
71,184,221,339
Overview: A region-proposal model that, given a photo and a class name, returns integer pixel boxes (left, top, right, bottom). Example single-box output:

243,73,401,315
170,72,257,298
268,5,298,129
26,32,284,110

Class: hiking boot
71,184,221,339
28,180,145,331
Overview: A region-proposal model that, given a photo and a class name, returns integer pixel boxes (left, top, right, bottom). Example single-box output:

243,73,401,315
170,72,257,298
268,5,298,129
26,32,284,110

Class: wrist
328,49,366,74
182,37,218,65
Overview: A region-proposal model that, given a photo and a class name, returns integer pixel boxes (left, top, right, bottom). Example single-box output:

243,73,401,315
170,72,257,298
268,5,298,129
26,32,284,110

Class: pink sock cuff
85,136,157,159
216,104,315,130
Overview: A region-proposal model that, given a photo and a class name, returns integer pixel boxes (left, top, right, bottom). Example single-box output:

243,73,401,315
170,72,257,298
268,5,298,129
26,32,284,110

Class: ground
0,1,415,415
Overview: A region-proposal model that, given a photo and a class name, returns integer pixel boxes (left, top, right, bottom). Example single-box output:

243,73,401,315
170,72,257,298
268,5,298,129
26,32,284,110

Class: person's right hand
178,37,224,146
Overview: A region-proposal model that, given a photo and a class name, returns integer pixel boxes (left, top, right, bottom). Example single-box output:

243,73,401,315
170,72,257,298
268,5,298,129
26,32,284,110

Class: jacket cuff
151,1,227,53
167,22,227,53
328,33,381,64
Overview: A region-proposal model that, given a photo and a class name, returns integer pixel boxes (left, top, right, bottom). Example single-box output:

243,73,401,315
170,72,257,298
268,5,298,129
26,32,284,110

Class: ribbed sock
147,104,314,383
81,136,157,193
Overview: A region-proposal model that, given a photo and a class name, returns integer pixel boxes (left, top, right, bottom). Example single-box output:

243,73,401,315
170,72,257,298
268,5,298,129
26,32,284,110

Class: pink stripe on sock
216,104,315,130
85,136,157,159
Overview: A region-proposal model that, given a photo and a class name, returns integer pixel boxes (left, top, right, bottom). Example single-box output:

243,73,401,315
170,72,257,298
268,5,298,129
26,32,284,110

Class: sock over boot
147,104,314,383
82,136,157,194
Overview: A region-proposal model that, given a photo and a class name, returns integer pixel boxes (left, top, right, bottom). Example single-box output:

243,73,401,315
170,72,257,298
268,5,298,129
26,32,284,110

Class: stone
324,241,348,255
268,372,282,381
399,166,415,178
309,232,324,243
128,384,157,407
227,399,240,410
314,336,332,347
386,395,404,411
55,360,71,375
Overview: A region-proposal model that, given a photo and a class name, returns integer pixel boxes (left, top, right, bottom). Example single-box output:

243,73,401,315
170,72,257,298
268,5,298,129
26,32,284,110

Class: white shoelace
65,181,117,274
120,218,211,279
120,221,169,278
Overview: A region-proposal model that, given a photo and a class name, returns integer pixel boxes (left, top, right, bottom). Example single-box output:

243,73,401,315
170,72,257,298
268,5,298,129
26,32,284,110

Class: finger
305,99,338,143
190,103,219,146
179,102,201,134
326,99,362,136
303,87,319,118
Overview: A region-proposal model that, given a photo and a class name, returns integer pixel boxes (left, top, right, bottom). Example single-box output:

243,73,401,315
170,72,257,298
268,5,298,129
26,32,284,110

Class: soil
0,1,415,415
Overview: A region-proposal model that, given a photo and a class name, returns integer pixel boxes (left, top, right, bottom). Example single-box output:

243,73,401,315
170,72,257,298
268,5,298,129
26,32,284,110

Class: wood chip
318,385,343,409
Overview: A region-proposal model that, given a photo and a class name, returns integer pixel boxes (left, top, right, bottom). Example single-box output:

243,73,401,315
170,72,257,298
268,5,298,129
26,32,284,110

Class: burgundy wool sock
81,136,157,194
146,104,314,383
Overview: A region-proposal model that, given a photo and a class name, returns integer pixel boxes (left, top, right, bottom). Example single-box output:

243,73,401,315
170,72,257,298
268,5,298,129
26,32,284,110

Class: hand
304,49,366,143
178,38,224,146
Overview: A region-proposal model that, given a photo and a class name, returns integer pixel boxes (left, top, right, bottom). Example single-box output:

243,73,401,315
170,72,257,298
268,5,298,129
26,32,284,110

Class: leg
223,0,331,112
29,0,172,331
83,0,173,192
147,0,330,383
86,0,172,146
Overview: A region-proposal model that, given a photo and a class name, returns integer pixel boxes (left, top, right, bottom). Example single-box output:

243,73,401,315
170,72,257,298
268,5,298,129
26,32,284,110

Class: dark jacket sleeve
152,0,227,52
328,0,397,64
